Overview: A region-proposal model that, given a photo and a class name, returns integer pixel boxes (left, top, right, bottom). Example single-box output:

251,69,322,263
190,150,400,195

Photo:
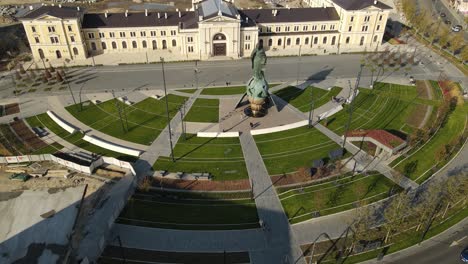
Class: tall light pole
161,57,175,162
111,90,126,133
62,68,77,108
296,44,302,85
342,64,363,150
194,60,199,90
308,86,315,128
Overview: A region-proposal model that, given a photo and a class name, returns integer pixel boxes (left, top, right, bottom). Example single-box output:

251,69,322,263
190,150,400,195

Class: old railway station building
20,0,391,64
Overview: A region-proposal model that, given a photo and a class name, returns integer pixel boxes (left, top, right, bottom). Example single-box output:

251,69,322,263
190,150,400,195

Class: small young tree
55,71,64,83
15,70,21,81
29,69,37,80
44,69,52,79
19,64,26,74
449,34,464,55
383,192,411,243
49,63,55,73
42,73,48,84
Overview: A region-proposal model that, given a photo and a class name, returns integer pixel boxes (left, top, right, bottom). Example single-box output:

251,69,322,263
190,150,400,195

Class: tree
29,69,37,80
449,34,464,55
383,192,411,243
55,72,63,83
19,64,26,74
460,47,468,62
49,63,55,73
44,69,51,79
414,181,442,231
438,28,451,50
42,74,48,84
435,146,448,162
15,70,21,81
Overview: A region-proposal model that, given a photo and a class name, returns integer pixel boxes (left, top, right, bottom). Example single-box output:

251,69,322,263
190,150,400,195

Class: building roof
346,130,405,149
82,11,198,29
21,5,83,19
240,7,340,24
199,0,239,19
332,0,392,10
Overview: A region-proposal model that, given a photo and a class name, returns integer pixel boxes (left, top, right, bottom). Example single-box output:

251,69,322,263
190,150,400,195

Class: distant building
20,0,391,64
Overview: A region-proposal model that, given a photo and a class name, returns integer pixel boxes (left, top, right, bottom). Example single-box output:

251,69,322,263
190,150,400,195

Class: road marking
450,235,467,247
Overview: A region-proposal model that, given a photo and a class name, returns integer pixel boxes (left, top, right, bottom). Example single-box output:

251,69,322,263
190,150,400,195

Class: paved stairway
239,132,306,264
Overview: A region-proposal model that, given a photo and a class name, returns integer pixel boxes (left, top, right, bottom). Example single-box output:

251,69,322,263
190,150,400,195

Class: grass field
66,95,186,145
26,114,137,162
175,88,197,94
254,126,341,175
200,83,280,95
117,189,259,230
184,98,219,123
274,86,343,112
154,135,248,180
279,173,399,223
324,83,440,136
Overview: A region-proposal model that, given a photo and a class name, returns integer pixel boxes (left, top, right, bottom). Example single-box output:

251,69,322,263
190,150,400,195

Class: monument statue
246,42,269,116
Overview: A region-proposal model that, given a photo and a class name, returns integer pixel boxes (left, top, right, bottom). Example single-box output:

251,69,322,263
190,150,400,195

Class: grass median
184,98,219,123
274,86,343,112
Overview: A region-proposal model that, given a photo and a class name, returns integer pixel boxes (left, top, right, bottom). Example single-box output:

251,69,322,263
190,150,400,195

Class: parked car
461,247,468,263
440,12,446,18
444,19,452,25
451,25,461,32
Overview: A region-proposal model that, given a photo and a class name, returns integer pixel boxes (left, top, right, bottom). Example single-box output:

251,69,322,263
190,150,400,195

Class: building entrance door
213,43,226,56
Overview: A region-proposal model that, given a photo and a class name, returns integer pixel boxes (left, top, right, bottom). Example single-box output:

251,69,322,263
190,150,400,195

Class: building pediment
34,14,64,21
200,15,238,23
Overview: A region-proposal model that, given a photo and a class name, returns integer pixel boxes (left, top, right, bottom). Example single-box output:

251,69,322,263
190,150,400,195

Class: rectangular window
150,31,156,37
68,25,72,32
140,31,146,37
88,33,95,39
188,46,194,53
161,31,166,36
364,16,370,22
379,15,383,21
171,30,176,36
187,37,193,43
348,26,352,32
303,25,308,31
120,32,125,37
99,32,105,38
48,26,55,33
267,26,272,32
330,25,335,30
362,25,369,31
377,25,381,31
31,26,36,33
276,26,281,32
294,26,299,31
130,32,136,37
312,25,317,31
245,43,250,50
110,32,115,38
350,16,354,22
321,25,326,30
245,35,251,41
285,26,290,32
34,37,40,43
50,36,59,44
70,36,75,42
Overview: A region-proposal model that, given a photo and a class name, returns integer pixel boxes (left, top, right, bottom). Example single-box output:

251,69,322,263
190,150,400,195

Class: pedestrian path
239,132,306,264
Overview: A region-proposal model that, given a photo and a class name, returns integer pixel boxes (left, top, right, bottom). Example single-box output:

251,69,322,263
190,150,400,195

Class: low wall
251,120,309,136
47,110,78,134
102,156,136,175
318,105,344,120
347,89,360,104
196,131,240,138
83,135,141,157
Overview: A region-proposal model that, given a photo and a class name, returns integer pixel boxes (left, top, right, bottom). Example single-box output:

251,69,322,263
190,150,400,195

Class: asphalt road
420,0,468,40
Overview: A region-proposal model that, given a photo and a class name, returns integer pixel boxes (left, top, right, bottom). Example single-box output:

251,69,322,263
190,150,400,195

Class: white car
451,25,462,32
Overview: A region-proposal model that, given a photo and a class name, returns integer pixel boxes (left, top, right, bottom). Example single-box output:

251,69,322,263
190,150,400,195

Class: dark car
461,247,468,263
444,19,452,25
440,12,446,18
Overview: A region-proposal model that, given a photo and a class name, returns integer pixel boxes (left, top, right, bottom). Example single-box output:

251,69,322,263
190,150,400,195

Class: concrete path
239,132,306,264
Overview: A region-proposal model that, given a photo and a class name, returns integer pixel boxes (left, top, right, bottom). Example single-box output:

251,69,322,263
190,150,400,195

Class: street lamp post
161,57,175,162
308,86,315,128
342,64,363,151
194,60,199,90
297,44,302,85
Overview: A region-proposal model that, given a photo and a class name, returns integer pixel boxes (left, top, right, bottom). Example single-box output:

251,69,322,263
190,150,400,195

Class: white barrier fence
196,131,240,138
251,120,309,135
83,135,141,157
47,110,78,134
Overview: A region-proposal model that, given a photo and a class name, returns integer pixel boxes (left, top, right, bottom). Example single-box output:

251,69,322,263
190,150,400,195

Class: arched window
172,39,177,47
162,40,167,49
360,36,365,46
122,41,127,49
313,37,318,44
112,41,117,49
38,48,45,59
142,40,147,48
259,39,264,47
305,37,309,45
73,47,78,55
277,38,282,46
91,42,97,51
345,37,350,44
286,38,291,46
102,42,107,50
296,38,300,45
56,50,62,59
152,40,157,50
268,38,272,47
132,41,137,48
373,35,378,42
213,33,226,40
331,36,336,45
323,37,327,44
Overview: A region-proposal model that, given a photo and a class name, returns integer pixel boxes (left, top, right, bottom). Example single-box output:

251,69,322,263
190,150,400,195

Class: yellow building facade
20,0,391,65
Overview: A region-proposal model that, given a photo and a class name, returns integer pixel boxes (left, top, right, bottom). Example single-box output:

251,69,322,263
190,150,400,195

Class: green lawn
175,88,197,94
31,142,63,155
26,113,137,162
184,98,219,123
393,101,467,182
66,95,186,145
254,126,341,175
279,173,399,223
274,86,343,112
153,135,248,180
200,83,280,95
117,190,258,230
324,83,439,136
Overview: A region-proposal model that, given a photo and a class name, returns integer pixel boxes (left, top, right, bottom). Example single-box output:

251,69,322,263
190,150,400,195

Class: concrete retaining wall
83,135,141,157
47,110,78,134
251,120,309,135
197,131,240,138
